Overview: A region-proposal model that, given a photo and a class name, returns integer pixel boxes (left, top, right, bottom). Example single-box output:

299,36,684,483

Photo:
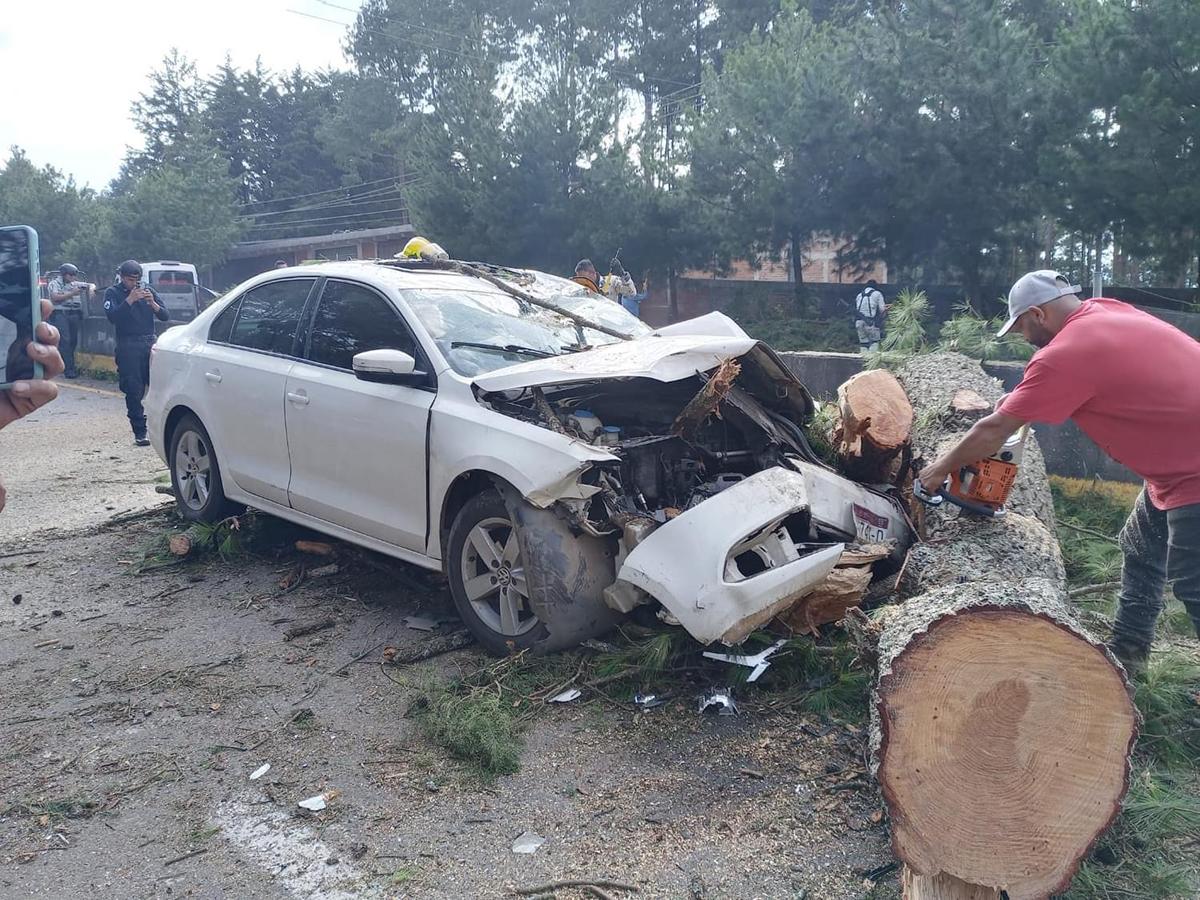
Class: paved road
0,378,169,540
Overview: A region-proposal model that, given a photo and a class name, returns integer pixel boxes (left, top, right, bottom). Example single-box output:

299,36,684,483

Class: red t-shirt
998,298,1200,510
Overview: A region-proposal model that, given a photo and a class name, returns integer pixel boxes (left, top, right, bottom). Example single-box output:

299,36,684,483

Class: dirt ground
0,378,167,539
0,507,896,900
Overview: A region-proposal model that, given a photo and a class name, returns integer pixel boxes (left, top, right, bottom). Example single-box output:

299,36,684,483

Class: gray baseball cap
998,270,1081,336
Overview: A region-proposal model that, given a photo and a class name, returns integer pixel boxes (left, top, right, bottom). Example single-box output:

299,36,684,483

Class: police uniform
104,282,170,439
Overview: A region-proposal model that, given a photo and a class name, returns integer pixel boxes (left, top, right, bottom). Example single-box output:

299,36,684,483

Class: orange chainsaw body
946,425,1028,514
948,456,1019,512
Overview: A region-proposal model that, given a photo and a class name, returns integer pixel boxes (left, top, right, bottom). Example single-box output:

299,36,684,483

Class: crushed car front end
470,323,914,647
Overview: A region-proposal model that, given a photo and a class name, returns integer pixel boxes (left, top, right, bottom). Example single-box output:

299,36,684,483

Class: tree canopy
4,0,1197,294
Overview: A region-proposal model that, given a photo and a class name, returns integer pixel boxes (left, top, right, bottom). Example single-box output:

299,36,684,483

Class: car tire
447,490,621,655
169,413,239,523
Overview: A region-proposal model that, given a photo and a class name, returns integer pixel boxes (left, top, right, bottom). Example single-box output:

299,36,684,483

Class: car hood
473,318,814,422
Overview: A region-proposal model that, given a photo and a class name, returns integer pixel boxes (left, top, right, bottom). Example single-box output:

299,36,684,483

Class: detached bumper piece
615,468,844,645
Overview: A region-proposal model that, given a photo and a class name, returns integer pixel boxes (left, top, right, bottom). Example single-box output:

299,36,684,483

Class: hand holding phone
1,298,63,428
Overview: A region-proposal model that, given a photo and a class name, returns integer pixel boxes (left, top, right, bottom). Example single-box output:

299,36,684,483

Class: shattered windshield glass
402,272,652,376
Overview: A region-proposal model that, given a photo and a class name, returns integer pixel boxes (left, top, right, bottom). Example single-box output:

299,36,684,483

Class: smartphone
0,225,42,388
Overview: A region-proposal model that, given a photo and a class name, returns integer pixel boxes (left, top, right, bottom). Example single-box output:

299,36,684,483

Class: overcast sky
0,0,361,190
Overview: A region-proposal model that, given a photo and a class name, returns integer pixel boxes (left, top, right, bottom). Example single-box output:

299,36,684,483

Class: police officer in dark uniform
104,260,169,446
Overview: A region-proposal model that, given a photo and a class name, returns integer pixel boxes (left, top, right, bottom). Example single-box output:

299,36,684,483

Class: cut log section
867,352,1138,900
872,580,1137,900
833,369,913,483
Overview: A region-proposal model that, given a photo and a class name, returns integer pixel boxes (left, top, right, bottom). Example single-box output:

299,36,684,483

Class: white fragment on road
511,831,545,854
249,763,270,781
547,688,582,703
216,801,380,899
402,615,439,632
297,793,327,811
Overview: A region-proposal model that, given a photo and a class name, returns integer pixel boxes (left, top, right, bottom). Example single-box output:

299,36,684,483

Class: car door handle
204,370,222,384
286,391,309,406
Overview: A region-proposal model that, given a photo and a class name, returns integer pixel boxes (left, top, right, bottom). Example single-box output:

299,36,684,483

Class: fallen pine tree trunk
833,369,913,483
865,353,1138,900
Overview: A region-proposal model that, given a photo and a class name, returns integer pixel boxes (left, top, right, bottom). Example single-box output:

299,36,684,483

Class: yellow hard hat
401,236,448,261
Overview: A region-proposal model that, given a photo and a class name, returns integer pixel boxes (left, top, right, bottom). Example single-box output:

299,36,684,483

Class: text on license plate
852,503,889,543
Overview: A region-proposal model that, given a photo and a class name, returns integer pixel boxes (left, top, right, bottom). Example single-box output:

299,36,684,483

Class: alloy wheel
459,515,537,637
175,429,212,511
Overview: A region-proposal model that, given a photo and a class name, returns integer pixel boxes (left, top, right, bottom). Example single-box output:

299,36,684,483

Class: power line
238,184,415,219
239,174,406,208
244,207,411,229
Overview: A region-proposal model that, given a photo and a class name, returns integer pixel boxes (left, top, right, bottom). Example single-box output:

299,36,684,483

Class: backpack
855,289,883,327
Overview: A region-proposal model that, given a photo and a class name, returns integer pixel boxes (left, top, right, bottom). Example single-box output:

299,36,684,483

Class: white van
142,261,201,322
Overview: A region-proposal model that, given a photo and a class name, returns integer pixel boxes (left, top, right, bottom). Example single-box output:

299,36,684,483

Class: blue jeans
1114,488,1200,650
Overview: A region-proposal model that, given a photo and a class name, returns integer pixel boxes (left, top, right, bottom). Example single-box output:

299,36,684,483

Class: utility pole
1092,233,1104,298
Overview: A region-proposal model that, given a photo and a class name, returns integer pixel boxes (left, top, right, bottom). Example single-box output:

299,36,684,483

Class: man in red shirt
917,270,1200,673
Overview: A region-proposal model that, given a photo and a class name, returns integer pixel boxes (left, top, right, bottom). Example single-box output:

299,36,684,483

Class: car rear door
203,277,317,506
284,278,435,552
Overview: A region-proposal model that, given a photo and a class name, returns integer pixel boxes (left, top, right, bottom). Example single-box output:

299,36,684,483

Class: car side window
229,279,315,356
307,280,418,371
208,296,241,343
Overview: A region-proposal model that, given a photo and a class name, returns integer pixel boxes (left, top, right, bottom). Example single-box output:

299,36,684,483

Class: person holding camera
103,259,169,446
46,262,90,378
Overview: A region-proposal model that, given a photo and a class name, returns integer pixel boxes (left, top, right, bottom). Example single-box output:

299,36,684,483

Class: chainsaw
913,424,1030,518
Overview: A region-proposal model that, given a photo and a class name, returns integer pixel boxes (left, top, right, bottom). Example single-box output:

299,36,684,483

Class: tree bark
833,369,913,483
866,352,1139,900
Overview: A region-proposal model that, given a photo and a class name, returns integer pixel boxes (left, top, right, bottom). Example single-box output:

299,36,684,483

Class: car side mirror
352,348,428,386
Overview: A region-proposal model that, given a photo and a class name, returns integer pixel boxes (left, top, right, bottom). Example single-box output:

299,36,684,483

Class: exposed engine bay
477,346,915,643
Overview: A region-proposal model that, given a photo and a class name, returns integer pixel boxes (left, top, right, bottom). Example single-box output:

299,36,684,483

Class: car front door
284,278,435,552
202,277,317,506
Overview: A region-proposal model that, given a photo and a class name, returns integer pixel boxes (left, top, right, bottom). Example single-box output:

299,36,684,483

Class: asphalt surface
0,378,169,541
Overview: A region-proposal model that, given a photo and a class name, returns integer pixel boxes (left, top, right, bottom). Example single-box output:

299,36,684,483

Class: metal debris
511,831,546,854
633,693,668,710
402,615,440,632
249,763,270,781
702,638,788,682
547,688,582,703
698,688,738,716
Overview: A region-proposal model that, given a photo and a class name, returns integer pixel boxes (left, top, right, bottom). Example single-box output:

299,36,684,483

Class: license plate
852,503,889,543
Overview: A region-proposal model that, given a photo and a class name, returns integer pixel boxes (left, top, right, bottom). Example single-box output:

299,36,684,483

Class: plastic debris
249,763,270,781
547,688,582,703
511,831,545,854
702,638,788,683
298,794,327,812
698,687,738,716
297,789,340,812
402,615,440,632
633,693,668,710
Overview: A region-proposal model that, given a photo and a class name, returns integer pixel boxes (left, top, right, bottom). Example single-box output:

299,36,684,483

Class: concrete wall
777,351,1140,484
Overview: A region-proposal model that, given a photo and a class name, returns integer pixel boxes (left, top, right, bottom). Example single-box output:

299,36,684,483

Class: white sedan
146,259,912,653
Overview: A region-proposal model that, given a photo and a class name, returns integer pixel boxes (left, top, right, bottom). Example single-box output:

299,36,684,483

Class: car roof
283,259,574,295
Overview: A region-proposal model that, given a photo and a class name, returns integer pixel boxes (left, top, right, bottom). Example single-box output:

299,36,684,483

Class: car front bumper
615,467,846,645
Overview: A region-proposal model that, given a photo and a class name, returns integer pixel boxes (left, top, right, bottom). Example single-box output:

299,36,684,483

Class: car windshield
401,272,652,376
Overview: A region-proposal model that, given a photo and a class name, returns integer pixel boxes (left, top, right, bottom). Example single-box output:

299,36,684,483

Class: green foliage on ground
1052,478,1200,899
408,679,523,779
